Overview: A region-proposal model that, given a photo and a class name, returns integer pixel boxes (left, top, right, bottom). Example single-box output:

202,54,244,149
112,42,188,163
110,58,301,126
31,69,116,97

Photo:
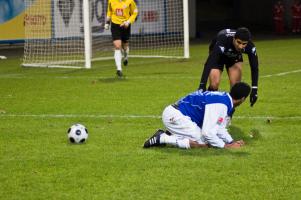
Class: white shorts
162,105,206,144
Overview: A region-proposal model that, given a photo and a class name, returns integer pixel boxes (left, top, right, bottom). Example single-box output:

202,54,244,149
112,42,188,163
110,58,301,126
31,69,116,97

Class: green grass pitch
1,38,301,199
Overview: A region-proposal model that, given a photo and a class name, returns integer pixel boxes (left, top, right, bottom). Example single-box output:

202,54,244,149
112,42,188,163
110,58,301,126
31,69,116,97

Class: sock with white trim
114,50,122,71
176,138,190,149
160,134,190,149
124,47,129,60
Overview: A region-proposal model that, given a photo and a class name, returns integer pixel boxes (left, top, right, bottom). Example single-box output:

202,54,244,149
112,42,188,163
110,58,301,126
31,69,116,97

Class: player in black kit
198,27,258,107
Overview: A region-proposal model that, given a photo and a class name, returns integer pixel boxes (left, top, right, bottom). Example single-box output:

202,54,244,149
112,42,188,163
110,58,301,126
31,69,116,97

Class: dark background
191,0,298,39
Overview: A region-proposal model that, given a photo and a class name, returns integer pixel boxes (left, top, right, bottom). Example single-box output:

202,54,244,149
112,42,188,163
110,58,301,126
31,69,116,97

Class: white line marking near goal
261,69,301,78
0,69,301,80
0,74,198,80
0,114,161,119
235,116,301,120
0,114,301,120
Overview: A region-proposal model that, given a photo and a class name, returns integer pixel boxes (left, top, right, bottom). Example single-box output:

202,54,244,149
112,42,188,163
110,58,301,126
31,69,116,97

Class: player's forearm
190,140,243,149
203,133,226,148
249,55,259,87
106,5,112,20
189,140,209,148
128,9,138,24
251,65,258,87
199,63,211,90
217,129,234,144
224,140,244,149
202,104,229,148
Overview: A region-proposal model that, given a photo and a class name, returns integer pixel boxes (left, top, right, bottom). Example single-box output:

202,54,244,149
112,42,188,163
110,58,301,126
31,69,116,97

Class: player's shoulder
204,91,228,98
216,29,235,43
217,29,236,38
203,91,231,106
244,40,257,54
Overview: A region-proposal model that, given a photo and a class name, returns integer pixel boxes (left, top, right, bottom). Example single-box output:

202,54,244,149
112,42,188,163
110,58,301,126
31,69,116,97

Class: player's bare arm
224,140,245,149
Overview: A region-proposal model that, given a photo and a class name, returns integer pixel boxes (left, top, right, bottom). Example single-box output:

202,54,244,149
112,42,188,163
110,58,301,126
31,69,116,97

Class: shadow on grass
59,69,85,74
97,76,128,83
137,71,188,76
157,147,251,157
229,125,262,144
145,125,262,157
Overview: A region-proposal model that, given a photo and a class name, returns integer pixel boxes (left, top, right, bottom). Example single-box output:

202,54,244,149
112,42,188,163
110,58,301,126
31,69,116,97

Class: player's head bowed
230,82,251,100
235,27,251,41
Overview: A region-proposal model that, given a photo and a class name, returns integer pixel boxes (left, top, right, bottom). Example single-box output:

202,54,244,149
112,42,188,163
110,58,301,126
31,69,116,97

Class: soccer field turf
1,38,301,199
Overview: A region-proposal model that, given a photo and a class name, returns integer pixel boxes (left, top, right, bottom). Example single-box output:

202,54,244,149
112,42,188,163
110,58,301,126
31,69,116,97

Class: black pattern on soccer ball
69,137,75,143
76,130,81,135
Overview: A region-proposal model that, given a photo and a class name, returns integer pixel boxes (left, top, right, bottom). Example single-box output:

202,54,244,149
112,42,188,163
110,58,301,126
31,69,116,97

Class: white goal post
23,0,189,69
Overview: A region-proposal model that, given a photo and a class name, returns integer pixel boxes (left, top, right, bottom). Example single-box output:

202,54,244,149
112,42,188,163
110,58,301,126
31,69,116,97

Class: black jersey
203,29,259,88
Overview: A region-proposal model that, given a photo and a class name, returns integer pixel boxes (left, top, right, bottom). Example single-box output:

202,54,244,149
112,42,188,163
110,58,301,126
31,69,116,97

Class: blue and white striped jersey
177,90,234,148
177,90,233,127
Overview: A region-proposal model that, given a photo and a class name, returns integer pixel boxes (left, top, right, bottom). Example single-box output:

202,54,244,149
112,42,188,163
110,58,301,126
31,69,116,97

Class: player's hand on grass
250,87,258,107
224,140,245,149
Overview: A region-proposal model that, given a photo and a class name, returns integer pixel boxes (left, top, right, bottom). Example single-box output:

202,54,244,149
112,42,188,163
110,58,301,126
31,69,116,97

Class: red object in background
142,11,158,22
291,0,301,32
273,1,285,34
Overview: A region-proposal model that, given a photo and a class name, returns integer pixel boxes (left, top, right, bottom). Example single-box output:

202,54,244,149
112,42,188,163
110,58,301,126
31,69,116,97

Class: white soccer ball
67,124,88,144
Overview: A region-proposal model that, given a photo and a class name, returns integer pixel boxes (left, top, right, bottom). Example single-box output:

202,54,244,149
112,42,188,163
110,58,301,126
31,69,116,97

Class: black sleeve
199,43,223,90
246,41,259,87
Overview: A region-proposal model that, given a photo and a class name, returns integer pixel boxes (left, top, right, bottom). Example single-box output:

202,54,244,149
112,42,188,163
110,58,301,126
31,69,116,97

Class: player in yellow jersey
105,0,138,77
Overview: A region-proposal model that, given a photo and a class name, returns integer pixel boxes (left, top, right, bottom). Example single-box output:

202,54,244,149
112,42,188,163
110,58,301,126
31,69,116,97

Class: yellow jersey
106,0,138,25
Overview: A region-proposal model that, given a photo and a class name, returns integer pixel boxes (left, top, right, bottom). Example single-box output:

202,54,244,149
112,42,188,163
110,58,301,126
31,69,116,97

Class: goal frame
22,0,189,69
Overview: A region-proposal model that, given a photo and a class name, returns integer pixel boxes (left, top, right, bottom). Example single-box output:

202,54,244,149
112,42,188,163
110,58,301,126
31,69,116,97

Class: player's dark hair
230,82,251,100
234,27,251,41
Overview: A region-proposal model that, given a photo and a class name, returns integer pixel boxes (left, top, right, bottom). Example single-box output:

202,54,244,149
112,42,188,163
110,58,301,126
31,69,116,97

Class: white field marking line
0,114,161,119
1,69,301,80
0,94,13,98
261,69,301,78
0,74,199,80
0,113,301,120
235,116,301,120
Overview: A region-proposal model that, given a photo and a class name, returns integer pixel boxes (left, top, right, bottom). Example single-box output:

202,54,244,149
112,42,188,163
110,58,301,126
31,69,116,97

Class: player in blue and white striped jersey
143,82,251,149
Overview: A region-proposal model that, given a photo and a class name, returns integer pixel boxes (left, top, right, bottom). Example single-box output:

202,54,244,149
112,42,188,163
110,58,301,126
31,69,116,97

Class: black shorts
213,54,243,71
111,22,131,42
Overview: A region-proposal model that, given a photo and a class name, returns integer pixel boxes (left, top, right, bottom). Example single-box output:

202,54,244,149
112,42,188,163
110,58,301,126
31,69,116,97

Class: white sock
160,133,175,144
114,50,122,71
176,138,190,149
160,134,190,149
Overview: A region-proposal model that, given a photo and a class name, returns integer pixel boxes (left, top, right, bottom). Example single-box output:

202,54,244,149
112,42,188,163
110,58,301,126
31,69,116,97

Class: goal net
23,0,189,68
